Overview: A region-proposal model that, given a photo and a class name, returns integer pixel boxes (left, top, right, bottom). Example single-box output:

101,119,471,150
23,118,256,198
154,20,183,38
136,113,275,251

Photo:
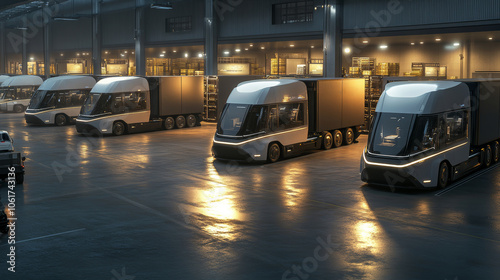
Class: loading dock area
0,112,499,279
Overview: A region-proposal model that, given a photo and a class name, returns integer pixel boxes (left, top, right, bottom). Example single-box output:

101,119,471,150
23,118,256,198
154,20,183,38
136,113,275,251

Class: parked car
0,131,14,153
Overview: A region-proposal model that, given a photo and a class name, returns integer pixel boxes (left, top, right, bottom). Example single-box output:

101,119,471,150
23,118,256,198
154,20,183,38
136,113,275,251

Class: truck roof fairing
227,79,307,105
376,81,470,114
1,75,43,88
0,75,9,84
38,75,96,91
91,76,149,94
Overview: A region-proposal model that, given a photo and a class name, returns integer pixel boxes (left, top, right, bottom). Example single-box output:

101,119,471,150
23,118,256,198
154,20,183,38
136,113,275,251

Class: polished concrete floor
0,112,499,280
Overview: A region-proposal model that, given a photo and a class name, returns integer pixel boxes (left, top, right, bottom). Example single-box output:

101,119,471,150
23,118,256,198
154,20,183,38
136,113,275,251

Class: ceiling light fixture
380,45,388,49
150,2,173,10
52,16,80,21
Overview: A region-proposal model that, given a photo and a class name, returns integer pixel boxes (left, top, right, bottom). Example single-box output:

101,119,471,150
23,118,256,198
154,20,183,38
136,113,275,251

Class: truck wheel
15,173,24,184
333,130,343,148
493,141,499,163
322,131,333,150
438,162,450,189
112,121,126,136
55,114,68,126
164,117,175,130
186,115,197,128
13,105,24,113
267,143,281,163
344,128,355,145
176,116,186,129
484,145,492,167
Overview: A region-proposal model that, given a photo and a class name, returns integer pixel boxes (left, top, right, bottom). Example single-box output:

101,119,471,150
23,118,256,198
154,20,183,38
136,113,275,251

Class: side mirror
22,157,26,161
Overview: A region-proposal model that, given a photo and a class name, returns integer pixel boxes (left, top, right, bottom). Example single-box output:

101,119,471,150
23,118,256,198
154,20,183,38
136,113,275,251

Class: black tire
438,162,450,189
55,114,68,126
186,114,197,128
344,128,355,145
164,117,175,130
484,145,492,167
13,105,24,113
112,121,126,136
322,131,333,150
267,143,281,163
15,173,24,184
493,141,499,163
176,115,186,129
333,130,343,148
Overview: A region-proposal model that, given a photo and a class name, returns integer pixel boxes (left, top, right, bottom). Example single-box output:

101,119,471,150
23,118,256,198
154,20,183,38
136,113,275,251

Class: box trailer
361,79,500,189
75,76,204,136
0,75,43,113
212,78,365,163
25,75,96,126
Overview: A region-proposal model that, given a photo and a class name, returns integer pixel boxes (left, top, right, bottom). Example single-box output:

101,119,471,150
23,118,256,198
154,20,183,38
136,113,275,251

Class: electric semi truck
25,75,96,126
212,78,365,163
0,75,43,113
361,80,500,189
75,76,204,136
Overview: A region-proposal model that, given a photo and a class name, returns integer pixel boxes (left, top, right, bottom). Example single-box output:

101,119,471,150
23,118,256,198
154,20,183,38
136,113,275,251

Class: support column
135,0,146,76
0,23,5,74
92,0,101,75
465,39,471,78
43,18,50,78
22,29,27,75
204,0,218,76
323,0,343,78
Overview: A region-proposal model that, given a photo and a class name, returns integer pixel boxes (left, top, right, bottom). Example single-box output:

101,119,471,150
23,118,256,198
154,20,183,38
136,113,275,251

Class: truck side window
445,110,467,144
409,115,438,153
278,103,305,130
268,106,278,132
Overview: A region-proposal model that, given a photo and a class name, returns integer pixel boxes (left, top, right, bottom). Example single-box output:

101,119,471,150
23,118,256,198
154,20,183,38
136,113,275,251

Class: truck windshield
369,113,414,156
81,93,113,116
29,90,46,109
217,104,268,136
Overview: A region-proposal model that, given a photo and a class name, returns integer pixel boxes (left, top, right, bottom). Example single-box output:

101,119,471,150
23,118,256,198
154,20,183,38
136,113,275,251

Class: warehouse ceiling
0,0,69,21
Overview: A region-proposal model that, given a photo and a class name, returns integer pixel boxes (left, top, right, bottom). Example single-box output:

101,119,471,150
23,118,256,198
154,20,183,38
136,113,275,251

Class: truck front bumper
25,114,46,125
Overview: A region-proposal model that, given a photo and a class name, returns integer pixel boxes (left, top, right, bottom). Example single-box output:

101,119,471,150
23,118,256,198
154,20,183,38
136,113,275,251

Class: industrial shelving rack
362,75,383,132
204,76,218,122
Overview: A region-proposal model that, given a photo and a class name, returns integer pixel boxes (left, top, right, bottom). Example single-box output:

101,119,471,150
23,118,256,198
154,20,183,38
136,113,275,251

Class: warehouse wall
219,0,324,40
102,9,135,47
470,41,500,75
343,0,500,34
145,0,204,45
51,18,92,51
342,44,462,78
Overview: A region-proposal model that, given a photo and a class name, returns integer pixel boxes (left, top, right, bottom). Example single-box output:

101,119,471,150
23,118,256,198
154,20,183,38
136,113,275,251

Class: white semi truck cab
75,76,204,136
0,75,43,113
212,78,365,163
361,80,500,189
25,75,96,126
